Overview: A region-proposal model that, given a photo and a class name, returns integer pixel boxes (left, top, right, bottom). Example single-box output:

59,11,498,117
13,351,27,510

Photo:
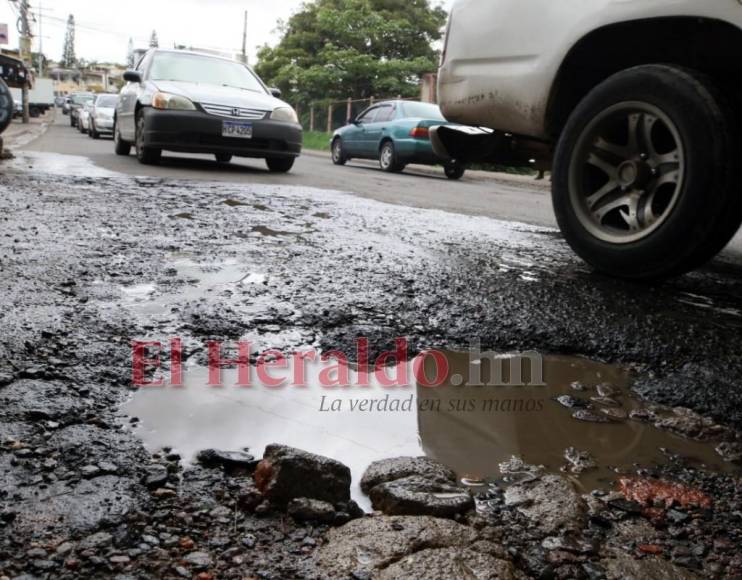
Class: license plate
222,120,253,139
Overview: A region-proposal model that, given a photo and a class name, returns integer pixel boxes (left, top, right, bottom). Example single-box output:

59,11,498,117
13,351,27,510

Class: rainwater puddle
119,258,263,318
123,351,736,510
417,352,736,492
124,362,422,510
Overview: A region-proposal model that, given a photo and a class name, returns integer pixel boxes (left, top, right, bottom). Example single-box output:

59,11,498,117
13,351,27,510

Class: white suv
434,1,742,279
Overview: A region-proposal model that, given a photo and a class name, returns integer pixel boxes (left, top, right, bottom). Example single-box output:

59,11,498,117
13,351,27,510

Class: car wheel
265,157,295,173
29,106,40,118
90,122,100,139
114,121,132,156
215,153,232,164
444,162,465,180
135,110,162,165
70,115,76,128
552,64,742,280
331,138,347,165
0,79,13,134
379,141,404,173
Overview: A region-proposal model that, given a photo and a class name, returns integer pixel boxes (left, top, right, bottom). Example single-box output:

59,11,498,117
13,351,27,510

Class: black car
114,49,302,172
68,92,95,127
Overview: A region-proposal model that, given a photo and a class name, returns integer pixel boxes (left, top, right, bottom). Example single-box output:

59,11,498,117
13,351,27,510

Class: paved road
21,112,742,258
23,113,555,226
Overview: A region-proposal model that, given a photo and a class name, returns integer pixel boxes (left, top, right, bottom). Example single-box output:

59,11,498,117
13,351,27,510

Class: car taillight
410,127,430,139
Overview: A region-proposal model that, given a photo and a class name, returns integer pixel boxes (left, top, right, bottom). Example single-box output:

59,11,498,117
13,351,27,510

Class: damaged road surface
0,150,741,579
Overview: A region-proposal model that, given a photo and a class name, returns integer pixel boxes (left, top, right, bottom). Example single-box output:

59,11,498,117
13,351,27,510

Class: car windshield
401,101,445,120
71,94,94,105
95,95,118,108
149,52,265,93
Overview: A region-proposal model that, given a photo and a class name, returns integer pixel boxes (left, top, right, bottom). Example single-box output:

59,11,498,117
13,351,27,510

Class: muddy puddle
124,348,736,509
417,352,736,492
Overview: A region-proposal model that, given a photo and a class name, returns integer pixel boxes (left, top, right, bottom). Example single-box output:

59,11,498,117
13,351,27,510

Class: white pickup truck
433,0,742,279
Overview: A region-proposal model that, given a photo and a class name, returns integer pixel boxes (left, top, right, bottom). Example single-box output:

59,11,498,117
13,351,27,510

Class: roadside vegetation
255,0,446,109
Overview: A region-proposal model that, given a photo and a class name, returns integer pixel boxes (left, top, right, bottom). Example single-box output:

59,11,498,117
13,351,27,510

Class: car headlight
152,92,196,111
270,107,298,123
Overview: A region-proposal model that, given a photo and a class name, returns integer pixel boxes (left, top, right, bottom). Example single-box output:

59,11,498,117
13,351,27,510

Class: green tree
255,0,446,106
61,14,76,68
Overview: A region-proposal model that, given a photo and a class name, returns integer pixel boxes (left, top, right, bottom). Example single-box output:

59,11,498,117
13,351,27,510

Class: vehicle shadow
343,160,451,181
156,155,272,174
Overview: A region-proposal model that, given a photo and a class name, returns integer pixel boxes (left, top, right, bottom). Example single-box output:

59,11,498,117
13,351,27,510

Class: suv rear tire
552,64,742,279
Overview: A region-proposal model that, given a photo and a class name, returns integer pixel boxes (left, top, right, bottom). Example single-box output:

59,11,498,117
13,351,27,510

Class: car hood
152,80,286,111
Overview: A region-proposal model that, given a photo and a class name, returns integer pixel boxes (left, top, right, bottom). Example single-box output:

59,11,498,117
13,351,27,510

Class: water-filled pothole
123,351,737,508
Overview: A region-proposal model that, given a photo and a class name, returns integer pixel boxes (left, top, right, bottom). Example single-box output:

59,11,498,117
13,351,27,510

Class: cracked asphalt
0,112,740,578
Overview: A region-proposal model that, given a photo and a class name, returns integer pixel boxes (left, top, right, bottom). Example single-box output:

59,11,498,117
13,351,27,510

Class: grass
303,131,332,151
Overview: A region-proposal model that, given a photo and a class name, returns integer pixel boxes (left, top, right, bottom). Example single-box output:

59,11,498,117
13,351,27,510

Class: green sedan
330,100,466,179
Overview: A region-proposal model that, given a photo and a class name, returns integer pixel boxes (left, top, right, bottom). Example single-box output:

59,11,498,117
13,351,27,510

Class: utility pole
37,1,43,77
241,11,247,64
18,0,32,123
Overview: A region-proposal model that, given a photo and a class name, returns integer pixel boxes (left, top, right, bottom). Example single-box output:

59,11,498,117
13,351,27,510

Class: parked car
54,95,65,108
434,0,742,280
87,94,118,139
331,100,466,179
114,49,302,171
78,102,93,134
68,93,95,127
62,96,72,115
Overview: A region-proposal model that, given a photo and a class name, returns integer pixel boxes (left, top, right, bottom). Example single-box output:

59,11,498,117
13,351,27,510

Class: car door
344,107,378,156
362,104,394,157
117,53,149,140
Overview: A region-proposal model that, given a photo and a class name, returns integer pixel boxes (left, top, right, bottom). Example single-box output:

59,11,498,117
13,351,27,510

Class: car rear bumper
394,138,443,165
141,108,302,159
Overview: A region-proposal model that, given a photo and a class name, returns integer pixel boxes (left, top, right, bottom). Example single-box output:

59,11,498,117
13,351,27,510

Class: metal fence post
346,97,352,123
369,96,375,106
327,103,333,133
309,105,315,132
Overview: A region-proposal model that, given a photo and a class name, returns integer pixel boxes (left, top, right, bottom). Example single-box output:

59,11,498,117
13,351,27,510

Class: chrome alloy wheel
568,102,685,244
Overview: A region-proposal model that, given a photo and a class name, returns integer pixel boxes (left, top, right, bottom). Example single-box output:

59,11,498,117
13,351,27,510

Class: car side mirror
351,117,361,125
269,87,282,98
123,70,142,83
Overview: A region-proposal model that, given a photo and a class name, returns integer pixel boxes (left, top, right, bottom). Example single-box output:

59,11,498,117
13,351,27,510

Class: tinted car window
95,95,118,107
149,52,265,93
374,105,395,123
401,101,445,120
357,108,378,123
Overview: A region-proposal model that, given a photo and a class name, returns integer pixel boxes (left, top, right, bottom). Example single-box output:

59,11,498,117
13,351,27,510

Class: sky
0,0,452,66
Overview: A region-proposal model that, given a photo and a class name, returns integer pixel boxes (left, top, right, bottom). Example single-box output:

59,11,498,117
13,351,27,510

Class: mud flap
430,125,495,163
431,124,550,169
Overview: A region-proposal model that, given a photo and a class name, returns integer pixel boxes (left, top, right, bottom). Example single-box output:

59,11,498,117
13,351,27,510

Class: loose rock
254,444,351,506
360,456,456,493
504,475,587,534
368,475,474,517
287,498,336,523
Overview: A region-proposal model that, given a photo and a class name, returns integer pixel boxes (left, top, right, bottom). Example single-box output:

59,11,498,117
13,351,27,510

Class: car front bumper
141,108,302,159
